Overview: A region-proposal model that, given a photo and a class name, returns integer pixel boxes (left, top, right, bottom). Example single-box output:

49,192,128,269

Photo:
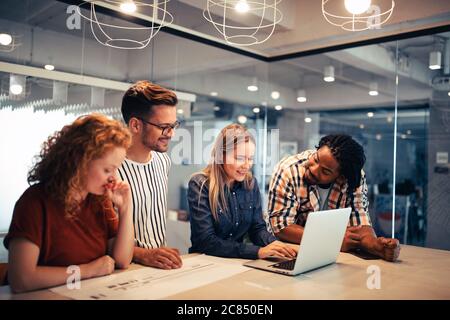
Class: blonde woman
4,114,134,293
188,124,297,259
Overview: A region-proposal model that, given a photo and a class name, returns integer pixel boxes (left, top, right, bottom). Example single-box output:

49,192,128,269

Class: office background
0,0,449,262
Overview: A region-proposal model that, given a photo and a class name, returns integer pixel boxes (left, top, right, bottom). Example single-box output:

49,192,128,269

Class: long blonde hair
198,124,255,221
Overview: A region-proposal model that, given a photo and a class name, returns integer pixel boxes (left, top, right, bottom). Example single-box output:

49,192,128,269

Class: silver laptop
244,208,351,276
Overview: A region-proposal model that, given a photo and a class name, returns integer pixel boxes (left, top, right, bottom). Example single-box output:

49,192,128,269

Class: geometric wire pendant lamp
322,0,395,32
76,0,173,50
203,0,283,47
0,33,22,53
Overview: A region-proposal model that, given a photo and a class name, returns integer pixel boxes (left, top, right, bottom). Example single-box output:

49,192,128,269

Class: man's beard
141,130,169,153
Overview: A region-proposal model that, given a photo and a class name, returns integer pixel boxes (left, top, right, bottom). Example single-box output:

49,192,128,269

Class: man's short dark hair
316,134,366,192
121,80,178,124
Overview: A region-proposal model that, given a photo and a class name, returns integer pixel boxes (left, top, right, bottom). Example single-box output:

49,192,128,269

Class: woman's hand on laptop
258,241,298,259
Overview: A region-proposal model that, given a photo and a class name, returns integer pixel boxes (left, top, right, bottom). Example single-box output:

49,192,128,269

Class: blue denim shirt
188,173,276,259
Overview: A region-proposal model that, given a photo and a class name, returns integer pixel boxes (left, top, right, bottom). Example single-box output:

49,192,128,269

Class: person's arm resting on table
341,174,400,262
269,169,400,262
133,246,182,270
8,238,116,294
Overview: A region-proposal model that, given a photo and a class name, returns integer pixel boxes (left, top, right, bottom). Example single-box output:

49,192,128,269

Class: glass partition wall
396,33,450,250
0,1,449,255
266,43,400,244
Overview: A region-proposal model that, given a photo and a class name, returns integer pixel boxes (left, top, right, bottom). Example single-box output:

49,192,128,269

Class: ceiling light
78,1,173,49
177,109,184,114
210,91,218,97
376,134,382,141
9,74,26,96
275,105,283,111
235,0,250,13
271,91,280,100
448,91,450,97
322,0,395,32
247,85,258,92
359,124,365,129
387,115,393,123
367,112,374,118
324,65,335,82
253,107,260,113
205,0,282,46
344,0,371,15
237,115,248,124
10,84,23,95
369,82,378,96
247,77,258,92
406,130,412,135
0,33,12,46
297,89,307,102
429,51,441,70
401,134,407,139
304,117,312,123
44,64,55,71
120,1,137,13
213,106,221,111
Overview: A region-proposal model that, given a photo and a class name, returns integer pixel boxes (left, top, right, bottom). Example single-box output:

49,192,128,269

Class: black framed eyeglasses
137,117,180,136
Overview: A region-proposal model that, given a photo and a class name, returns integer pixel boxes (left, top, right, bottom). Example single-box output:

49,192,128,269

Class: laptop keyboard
271,259,296,270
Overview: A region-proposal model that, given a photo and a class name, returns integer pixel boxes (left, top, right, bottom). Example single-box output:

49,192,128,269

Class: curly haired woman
4,113,135,293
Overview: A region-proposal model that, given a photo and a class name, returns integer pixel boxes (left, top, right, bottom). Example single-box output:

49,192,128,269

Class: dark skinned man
268,134,400,262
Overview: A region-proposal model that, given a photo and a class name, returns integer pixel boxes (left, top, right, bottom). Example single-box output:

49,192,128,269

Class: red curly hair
27,113,131,218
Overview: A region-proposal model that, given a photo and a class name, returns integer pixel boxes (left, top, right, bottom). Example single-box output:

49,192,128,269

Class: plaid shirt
268,150,371,234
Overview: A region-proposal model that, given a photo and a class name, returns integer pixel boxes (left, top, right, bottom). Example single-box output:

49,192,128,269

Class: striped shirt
118,152,171,249
268,150,371,234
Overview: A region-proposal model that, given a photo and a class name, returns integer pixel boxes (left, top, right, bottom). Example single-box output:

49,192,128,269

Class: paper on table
50,255,250,300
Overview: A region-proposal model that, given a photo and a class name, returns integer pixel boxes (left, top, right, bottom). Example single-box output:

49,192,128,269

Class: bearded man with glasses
118,81,183,270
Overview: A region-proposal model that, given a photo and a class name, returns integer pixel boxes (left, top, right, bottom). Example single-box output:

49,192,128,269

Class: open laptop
244,208,351,276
